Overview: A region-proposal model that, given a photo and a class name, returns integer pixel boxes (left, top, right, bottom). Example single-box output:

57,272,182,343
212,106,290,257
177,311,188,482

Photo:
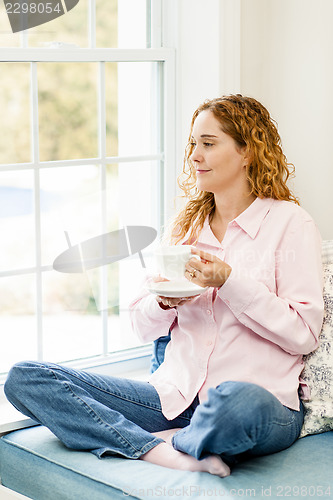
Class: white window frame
0,0,176,384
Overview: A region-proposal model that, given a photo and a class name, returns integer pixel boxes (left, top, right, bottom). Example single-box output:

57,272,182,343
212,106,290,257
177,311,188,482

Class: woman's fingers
191,248,217,263
156,295,195,308
185,254,232,288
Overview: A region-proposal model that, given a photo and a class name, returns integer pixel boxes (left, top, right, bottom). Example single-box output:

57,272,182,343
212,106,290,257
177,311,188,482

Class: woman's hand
152,276,196,310
185,248,232,289
156,296,195,309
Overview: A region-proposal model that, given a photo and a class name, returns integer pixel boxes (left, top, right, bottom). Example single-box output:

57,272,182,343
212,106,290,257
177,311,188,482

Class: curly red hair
170,94,299,244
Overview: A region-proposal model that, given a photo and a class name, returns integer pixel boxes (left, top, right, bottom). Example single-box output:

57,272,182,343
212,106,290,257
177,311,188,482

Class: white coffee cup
154,245,199,281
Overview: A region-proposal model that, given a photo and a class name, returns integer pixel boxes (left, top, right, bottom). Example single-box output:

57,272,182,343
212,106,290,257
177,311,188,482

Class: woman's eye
190,142,196,147
204,142,213,147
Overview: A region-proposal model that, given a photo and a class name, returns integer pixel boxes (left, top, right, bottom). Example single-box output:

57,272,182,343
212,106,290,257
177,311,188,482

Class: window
0,0,176,382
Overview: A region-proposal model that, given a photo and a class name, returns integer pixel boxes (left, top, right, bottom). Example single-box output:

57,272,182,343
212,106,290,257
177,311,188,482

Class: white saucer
146,279,208,298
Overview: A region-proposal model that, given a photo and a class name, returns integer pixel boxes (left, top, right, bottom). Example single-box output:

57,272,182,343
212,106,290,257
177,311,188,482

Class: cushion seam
0,437,134,493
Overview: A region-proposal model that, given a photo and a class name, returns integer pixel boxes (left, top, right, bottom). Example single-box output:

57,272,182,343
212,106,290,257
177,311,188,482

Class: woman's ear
242,147,252,167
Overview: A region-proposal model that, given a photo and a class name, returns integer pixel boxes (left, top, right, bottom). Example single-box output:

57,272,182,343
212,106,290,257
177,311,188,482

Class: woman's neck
211,191,257,227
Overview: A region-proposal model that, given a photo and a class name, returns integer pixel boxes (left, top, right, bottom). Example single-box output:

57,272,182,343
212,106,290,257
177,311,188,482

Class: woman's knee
207,381,276,424
4,361,46,401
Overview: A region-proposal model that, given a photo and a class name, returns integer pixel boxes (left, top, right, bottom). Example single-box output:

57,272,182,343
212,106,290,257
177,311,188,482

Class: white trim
150,0,163,49
0,265,53,279
0,48,174,62
31,61,43,360
88,0,96,49
161,0,177,48
0,52,174,366
0,154,164,171
162,49,176,222
97,61,109,354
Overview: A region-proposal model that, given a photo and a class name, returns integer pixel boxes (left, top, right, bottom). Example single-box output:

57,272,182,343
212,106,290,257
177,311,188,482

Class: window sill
0,350,152,436
0,394,36,436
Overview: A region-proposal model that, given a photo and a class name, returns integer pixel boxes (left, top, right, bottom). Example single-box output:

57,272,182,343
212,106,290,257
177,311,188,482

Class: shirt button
206,310,212,315
206,340,213,346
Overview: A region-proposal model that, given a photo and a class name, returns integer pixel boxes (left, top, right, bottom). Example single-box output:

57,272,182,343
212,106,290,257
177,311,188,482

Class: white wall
166,0,223,212
173,0,333,239
240,0,333,239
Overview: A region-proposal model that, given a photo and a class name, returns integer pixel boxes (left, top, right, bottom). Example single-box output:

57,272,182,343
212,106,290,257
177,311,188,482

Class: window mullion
0,154,164,172
31,62,43,361
88,0,96,49
0,48,171,63
162,51,176,223
20,30,28,48
97,61,109,355
0,3,173,374
149,0,162,49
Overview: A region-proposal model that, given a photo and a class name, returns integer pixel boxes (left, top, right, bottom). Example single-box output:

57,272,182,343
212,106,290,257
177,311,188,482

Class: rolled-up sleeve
218,219,324,355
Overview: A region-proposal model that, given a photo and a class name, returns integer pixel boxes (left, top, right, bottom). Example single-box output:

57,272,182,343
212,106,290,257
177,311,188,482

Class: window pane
0,63,31,164
103,161,158,353
38,63,98,161
97,0,148,48
106,62,160,157
0,170,35,272
116,159,158,304
39,164,101,266
27,0,89,48
96,0,118,48
0,274,37,374
0,0,148,49
108,312,140,353
76,164,120,314
40,164,104,362
42,273,103,363
0,7,20,47
86,161,158,314
105,63,118,157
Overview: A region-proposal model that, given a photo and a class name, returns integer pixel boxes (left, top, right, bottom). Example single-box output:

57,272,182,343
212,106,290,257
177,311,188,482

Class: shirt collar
198,197,275,244
233,197,275,239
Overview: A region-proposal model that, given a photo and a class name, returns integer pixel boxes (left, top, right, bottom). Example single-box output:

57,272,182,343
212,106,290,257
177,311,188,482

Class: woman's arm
129,287,178,344
188,220,324,355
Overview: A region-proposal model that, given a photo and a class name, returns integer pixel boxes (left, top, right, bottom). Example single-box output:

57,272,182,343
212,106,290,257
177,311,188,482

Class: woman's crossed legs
4,361,303,477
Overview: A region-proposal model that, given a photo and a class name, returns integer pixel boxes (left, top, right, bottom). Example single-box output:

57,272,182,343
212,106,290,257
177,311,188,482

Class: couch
1,240,333,499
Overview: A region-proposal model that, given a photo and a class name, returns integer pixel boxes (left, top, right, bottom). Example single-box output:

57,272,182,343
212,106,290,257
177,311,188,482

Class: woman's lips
196,169,211,174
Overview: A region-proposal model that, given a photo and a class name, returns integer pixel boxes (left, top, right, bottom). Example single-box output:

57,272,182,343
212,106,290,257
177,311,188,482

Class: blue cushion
1,426,332,500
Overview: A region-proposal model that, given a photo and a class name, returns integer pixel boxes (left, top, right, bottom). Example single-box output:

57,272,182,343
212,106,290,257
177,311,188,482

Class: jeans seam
47,364,193,423
48,366,158,457
219,414,299,455
63,379,161,456
48,365,163,412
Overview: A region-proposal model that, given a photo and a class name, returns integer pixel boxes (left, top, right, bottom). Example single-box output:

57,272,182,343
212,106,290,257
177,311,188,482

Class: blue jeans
150,331,171,373
4,361,304,465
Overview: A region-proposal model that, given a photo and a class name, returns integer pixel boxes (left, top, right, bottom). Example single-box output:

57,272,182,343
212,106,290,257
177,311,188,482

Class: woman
4,95,324,478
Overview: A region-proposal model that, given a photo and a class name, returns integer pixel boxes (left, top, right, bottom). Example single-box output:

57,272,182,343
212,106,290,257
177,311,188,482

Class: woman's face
190,110,248,195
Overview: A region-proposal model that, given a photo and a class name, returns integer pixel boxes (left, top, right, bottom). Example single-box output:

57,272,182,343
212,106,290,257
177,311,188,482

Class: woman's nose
190,146,202,162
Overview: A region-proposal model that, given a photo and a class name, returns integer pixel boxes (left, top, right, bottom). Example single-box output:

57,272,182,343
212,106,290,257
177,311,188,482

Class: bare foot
140,442,230,477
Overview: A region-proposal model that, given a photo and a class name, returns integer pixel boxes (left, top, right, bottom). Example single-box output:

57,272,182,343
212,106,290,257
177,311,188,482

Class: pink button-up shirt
129,198,324,420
